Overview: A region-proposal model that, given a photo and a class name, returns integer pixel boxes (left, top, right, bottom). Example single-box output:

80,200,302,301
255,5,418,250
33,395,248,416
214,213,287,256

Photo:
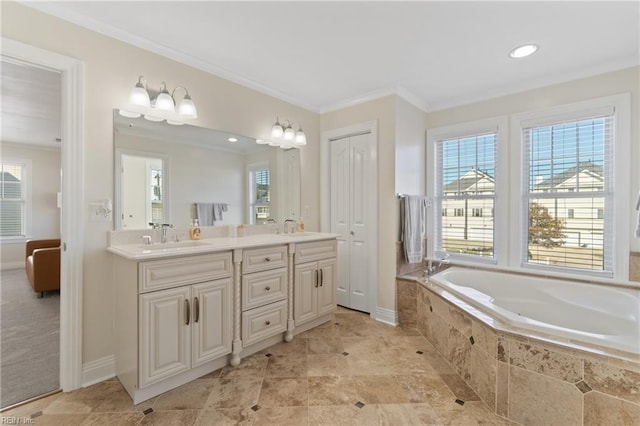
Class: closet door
330,133,372,312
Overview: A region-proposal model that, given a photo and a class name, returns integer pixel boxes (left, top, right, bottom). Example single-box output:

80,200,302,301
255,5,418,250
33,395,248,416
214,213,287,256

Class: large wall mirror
113,110,301,230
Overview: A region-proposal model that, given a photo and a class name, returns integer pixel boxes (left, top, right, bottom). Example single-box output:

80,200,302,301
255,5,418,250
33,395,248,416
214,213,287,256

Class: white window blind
0,162,26,237
436,132,496,259
522,114,614,274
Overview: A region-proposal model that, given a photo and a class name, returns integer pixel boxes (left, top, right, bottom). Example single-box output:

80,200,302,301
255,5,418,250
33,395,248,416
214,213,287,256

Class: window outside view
437,133,496,258
0,162,25,237
436,116,610,273
525,116,610,271
251,168,270,224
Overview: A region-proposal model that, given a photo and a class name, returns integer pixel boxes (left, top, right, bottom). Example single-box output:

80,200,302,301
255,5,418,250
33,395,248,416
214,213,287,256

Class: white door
191,279,232,368
330,132,372,312
139,286,190,387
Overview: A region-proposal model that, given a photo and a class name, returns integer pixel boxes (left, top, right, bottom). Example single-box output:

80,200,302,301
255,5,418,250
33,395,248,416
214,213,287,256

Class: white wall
395,97,427,196
1,143,61,269
1,2,320,366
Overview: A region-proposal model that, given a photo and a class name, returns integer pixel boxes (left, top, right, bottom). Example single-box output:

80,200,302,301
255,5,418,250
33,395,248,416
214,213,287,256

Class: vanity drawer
294,239,337,264
242,267,287,311
242,245,288,274
139,252,232,293
241,300,287,347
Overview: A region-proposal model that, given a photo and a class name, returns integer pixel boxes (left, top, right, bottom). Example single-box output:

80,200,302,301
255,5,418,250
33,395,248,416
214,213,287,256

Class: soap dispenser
190,219,201,240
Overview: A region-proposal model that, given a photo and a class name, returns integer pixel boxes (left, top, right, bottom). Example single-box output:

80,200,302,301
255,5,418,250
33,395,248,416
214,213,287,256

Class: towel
196,203,229,225
636,192,640,239
196,203,215,226
212,203,228,221
401,195,426,263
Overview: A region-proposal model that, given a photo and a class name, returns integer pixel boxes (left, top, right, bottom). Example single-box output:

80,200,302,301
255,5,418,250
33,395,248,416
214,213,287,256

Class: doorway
1,37,84,403
321,121,378,315
0,60,62,408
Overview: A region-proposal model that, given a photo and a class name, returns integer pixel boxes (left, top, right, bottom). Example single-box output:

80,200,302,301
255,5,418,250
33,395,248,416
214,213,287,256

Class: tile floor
1,307,516,425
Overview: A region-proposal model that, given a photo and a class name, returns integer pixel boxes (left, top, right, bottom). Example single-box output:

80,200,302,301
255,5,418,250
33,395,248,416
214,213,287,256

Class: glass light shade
155,91,175,112
144,114,164,122
271,122,284,138
119,109,141,118
178,95,197,118
283,126,295,141
295,128,307,145
129,84,151,107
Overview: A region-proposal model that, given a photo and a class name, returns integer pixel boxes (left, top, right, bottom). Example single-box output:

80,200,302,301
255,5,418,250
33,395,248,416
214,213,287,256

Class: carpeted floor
1,268,60,408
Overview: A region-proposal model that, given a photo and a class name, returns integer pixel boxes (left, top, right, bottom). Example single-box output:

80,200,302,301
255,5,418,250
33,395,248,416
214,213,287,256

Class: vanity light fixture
509,44,538,59
119,75,198,125
268,117,307,148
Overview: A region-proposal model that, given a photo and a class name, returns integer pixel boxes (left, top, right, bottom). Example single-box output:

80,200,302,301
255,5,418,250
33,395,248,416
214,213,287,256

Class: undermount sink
139,240,209,251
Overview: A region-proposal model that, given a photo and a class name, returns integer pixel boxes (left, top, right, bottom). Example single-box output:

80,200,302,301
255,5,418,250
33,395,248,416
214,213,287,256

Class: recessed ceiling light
509,44,538,59
228,137,238,143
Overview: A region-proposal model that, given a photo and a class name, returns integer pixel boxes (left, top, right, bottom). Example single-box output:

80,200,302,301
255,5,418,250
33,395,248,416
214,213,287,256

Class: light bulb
271,119,284,138
509,44,538,59
283,126,295,141
178,94,197,118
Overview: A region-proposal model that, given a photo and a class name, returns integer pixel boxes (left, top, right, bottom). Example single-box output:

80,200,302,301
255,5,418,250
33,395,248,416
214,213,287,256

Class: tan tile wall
630,252,640,282
400,279,640,426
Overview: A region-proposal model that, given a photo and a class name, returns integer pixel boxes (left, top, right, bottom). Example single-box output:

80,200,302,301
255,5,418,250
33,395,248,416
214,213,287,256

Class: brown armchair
25,239,61,297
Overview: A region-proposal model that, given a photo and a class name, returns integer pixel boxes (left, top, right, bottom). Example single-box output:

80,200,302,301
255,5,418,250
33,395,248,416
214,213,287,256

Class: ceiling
22,1,640,113
1,60,62,148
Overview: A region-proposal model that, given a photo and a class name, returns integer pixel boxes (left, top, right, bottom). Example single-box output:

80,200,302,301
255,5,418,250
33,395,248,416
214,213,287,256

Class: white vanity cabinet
294,240,337,327
114,252,232,404
240,245,288,347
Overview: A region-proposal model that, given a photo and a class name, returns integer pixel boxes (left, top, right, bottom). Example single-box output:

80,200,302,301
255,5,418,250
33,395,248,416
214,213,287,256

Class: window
0,161,27,237
523,115,613,273
249,165,270,224
435,131,496,259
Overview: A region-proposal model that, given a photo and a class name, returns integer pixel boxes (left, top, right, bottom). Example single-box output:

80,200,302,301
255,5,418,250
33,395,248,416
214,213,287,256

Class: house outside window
523,116,612,272
435,131,497,259
0,161,27,237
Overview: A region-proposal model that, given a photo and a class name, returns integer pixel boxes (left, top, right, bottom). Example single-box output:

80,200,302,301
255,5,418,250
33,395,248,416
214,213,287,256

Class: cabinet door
317,258,337,317
294,262,318,325
191,279,232,368
139,286,191,388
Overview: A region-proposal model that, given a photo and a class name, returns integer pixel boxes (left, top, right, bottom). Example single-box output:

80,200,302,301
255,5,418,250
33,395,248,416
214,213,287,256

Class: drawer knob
265,286,271,291
265,320,271,326
265,257,271,262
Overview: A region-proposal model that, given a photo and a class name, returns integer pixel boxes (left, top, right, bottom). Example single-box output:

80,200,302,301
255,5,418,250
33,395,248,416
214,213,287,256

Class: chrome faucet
425,254,450,276
141,235,152,245
283,219,295,234
161,223,173,243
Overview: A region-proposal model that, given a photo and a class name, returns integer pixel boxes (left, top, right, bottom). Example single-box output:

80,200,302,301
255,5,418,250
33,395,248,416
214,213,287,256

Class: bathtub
428,267,640,355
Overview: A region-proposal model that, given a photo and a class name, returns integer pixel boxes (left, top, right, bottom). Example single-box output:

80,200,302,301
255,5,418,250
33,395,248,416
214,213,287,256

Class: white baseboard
82,355,115,387
1,262,24,271
372,307,399,326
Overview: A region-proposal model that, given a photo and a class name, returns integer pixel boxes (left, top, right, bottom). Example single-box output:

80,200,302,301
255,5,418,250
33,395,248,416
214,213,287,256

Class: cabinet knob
265,320,271,326
265,257,271,262
265,286,271,291
350,231,355,236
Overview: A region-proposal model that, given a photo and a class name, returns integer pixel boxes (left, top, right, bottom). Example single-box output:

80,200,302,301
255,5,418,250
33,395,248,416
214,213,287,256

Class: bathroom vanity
108,231,337,404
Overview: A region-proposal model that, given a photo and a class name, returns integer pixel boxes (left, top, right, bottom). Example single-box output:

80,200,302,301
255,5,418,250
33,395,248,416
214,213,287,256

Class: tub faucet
161,223,173,243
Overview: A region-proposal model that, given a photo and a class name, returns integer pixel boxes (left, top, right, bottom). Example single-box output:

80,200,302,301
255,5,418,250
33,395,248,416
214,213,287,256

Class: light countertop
107,231,339,260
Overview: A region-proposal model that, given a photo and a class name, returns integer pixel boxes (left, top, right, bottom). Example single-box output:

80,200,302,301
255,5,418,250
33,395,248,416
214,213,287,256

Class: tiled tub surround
397,273,640,426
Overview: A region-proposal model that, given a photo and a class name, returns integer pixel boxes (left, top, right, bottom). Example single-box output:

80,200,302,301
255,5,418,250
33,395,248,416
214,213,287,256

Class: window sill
0,236,31,245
